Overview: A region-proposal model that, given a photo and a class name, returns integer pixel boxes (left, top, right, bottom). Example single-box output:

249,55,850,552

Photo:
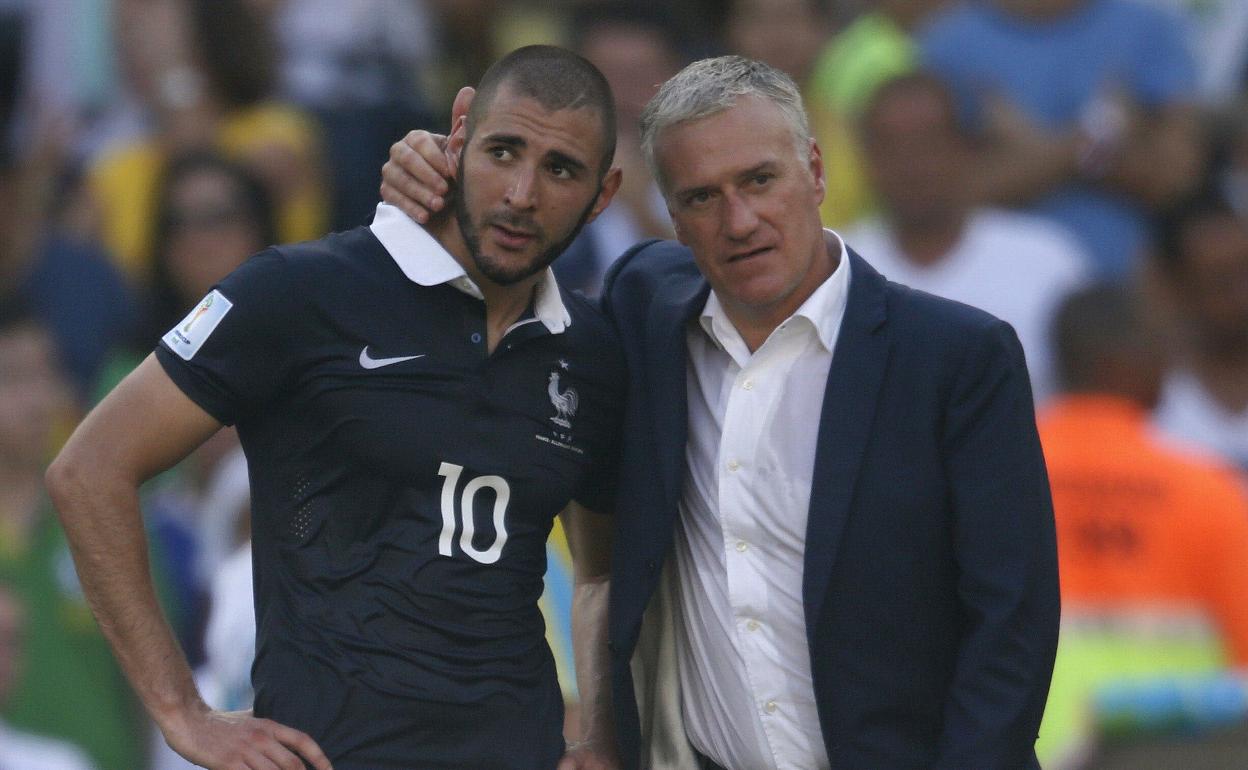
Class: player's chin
475,249,549,287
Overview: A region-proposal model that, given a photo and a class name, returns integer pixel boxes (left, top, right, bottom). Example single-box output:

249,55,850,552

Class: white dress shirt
674,232,850,770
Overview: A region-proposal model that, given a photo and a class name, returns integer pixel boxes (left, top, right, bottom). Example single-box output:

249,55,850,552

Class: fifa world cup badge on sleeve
163,289,234,360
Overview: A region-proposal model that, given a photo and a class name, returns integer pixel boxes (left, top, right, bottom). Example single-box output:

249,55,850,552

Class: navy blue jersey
156,225,625,768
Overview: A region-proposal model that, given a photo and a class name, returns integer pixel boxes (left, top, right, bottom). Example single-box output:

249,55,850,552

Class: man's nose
722,190,759,240
505,166,538,210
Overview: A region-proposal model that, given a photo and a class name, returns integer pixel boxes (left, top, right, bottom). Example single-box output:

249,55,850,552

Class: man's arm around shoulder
45,356,332,770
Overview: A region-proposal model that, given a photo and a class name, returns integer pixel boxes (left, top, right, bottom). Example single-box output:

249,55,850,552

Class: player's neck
430,216,541,353
479,276,542,353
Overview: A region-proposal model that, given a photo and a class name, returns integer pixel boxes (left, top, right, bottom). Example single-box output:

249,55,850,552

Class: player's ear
585,166,622,225
446,87,476,178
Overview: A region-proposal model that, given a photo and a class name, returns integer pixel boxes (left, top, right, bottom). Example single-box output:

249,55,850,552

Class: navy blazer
601,239,1059,769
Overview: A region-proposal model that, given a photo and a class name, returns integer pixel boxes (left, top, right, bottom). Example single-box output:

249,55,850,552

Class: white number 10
437,462,511,564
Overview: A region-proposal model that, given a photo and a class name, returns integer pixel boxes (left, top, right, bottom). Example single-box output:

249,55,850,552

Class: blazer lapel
646,273,710,521
803,250,891,648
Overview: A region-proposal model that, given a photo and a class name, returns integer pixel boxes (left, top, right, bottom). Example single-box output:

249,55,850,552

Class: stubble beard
453,154,600,287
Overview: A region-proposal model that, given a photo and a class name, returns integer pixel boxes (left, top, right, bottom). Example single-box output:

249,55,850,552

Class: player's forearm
570,576,618,757
46,454,205,730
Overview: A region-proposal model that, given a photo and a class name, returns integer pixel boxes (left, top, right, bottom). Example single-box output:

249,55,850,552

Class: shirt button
765,700,778,714
735,541,748,553
746,619,760,632
742,378,754,390
727,459,741,472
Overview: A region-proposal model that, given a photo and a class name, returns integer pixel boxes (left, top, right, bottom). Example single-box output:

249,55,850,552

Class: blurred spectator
0,583,96,770
94,151,279,667
0,0,124,161
1152,190,1248,474
1139,0,1248,106
0,301,159,770
423,0,505,116
1037,282,1248,766
87,0,326,284
139,150,278,351
724,0,829,90
723,0,872,227
846,73,1089,403
920,0,1204,278
0,3,24,151
271,0,438,231
554,3,679,295
807,0,950,227
1213,100,1248,220
0,151,139,400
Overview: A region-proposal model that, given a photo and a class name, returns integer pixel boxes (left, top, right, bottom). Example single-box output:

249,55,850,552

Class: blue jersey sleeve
155,248,300,425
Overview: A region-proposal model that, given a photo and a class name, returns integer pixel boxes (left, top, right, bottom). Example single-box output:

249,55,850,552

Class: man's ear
585,167,623,225
446,86,477,179
807,138,826,208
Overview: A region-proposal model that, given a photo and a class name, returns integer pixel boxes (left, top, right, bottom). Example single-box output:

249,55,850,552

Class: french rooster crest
547,372,579,428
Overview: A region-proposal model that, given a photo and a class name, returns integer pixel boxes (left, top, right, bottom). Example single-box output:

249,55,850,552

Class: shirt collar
699,228,851,354
369,203,572,333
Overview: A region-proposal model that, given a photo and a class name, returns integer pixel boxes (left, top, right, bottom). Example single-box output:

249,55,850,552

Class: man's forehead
475,85,608,159
656,98,799,176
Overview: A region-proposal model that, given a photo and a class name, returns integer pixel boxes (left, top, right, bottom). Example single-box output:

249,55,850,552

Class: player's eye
548,162,573,180
488,146,514,161
751,172,774,187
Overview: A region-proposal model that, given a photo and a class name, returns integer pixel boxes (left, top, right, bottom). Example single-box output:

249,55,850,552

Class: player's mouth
490,224,537,251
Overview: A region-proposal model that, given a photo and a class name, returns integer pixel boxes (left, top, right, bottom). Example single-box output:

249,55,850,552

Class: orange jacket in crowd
1039,395,1248,665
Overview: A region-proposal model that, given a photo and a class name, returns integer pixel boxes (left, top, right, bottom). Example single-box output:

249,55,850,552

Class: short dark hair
1052,283,1151,392
188,0,276,108
467,45,616,176
861,71,962,137
1153,186,1239,279
570,4,683,57
0,293,41,338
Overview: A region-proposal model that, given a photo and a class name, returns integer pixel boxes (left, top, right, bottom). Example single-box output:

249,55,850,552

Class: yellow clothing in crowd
89,101,328,282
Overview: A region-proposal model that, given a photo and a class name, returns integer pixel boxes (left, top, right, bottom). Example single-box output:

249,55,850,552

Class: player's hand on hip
380,128,454,224
162,707,333,770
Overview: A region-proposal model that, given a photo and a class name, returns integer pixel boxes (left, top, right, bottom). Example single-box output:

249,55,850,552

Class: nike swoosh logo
359,347,426,369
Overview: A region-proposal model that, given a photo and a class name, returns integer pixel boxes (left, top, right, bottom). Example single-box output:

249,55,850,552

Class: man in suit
382,54,1059,770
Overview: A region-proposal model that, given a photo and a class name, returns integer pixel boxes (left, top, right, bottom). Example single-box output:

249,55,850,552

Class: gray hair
639,55,812,195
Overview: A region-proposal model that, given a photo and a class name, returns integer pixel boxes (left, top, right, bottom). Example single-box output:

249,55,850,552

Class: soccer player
46,46,624,770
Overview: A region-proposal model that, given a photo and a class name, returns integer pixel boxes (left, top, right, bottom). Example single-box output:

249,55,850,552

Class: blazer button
644,559,657,573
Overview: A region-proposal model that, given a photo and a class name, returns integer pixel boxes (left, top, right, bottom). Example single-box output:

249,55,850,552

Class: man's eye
751,173,773,187
489,147,513,161
686,191,711,207
549,163,572,179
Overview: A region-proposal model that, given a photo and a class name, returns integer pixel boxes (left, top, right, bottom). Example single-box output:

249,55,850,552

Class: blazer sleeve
934,319,1061,769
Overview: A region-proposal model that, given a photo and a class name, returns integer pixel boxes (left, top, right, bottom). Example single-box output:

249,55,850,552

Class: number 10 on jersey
437,462,511,564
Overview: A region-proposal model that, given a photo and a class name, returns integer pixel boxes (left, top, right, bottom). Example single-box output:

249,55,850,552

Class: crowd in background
0,0,1246,769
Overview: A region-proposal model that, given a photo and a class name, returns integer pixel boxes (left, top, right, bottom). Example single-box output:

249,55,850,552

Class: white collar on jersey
369,202,572,334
